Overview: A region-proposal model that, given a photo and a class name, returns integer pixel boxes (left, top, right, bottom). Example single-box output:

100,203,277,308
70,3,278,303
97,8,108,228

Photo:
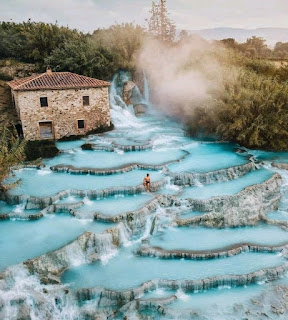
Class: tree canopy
147,0,176,42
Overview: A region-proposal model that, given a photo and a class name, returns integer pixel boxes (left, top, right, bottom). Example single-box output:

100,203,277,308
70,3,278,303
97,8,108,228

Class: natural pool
74,193,153,217
168,142,249,173
1,72,288,320
7,168,165,197
180,168,273,199
61,247,284,291
45,148,188,169
150,224,288,251
141,278,288,320
0,215,113,271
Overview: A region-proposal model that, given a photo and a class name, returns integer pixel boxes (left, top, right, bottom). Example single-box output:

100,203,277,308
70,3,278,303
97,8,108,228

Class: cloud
0,0,287,31
0,0,146,31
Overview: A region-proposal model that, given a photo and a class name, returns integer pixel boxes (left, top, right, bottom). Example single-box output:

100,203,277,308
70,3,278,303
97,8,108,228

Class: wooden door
39,122,53,139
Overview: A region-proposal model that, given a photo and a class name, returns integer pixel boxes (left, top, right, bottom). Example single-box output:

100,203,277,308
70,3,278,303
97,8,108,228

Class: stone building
7,68,111,140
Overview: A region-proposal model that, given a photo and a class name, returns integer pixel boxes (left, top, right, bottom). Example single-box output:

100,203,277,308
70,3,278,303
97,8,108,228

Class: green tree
22,21,81,62
147,0,176,42
0,21,81,63
220,38,239,50
241,36,268,57
92,23,146,71
274,42,288,54
0,126,26,186
45,36,116,80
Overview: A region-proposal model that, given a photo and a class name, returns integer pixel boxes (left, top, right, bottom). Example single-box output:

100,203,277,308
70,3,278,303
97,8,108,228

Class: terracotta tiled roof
8,72,110,91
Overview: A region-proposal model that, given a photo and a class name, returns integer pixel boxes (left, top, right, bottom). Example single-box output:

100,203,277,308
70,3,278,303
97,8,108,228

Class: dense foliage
0,21,80,63
0,0,288,151
188,50,288,150
0,126,25,185
0,21,146,80
219,36,288,60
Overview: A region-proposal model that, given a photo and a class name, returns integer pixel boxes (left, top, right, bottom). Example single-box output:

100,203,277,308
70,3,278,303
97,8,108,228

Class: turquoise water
45,148,187,168
75,193,153,217
143,282,270,309
180,169,273,199
142,280,284,318
61,247,284,290
267,210,288,222
168,143,248,173
56,140,85,150
248,149,288,163
2,73,288,319
140,277,288,320
0,215,113,271
0,202,40,217
150,225,288,251
7,169,165,197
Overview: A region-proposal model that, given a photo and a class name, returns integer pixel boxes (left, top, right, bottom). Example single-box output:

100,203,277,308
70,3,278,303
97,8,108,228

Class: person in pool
143,173,151,192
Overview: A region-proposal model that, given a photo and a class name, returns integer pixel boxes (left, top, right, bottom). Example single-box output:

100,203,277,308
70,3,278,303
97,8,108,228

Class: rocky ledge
50,163,164,175
137,241,288,260
173,162,255,186
272,162,288,170
76,263,288,308
177,173,282,228
4,178,168,209
24,229,119,279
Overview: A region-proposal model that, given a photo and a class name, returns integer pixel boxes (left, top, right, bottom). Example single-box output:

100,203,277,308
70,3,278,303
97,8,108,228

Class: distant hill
188,28,288,47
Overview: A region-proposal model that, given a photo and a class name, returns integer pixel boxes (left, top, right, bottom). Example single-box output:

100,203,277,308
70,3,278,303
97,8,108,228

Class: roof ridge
8,71,110,91
15,73,46,90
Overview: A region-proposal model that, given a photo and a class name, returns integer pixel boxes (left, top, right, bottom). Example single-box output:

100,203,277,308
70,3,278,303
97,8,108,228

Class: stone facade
8,70,111,140
12,87,111,140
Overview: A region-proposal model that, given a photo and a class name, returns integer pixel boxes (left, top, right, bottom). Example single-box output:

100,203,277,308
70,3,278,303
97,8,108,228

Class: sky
1,0,288,32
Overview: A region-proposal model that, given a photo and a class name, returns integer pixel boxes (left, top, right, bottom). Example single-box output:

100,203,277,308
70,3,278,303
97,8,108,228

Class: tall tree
148,0,176,42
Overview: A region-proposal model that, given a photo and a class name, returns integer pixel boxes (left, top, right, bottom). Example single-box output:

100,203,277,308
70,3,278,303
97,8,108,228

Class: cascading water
1,70,288,320
143,71,150,104
109,72,136,128
109,71,148,128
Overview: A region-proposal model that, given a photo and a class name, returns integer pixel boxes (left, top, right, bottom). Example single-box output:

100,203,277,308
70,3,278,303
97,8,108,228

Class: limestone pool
1,72,288,320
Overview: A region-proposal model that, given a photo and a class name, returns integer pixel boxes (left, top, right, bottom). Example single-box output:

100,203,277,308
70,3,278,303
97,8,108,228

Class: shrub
24,140,59,161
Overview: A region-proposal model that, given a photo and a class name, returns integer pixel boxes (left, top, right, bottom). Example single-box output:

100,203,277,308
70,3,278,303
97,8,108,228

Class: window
83,96,90,106
78,120,85,129
40,97,48,107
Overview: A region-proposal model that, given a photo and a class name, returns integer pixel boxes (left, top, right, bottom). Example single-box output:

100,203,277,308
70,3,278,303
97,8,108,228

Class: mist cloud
138,37,224,122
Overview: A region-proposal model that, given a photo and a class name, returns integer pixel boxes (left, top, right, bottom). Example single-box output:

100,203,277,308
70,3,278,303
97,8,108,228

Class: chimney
46,66,52,75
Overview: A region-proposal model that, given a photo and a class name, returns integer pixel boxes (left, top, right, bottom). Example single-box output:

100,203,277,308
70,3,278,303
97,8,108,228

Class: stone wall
14,87,111,140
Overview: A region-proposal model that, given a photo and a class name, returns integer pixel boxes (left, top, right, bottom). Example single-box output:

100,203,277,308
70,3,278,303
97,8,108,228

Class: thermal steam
138,37,225,122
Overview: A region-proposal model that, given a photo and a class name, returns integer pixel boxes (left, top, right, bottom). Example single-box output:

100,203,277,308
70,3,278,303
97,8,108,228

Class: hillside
188,28,288,47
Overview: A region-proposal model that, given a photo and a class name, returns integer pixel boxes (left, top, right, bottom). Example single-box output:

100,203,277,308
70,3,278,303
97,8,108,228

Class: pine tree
148,0,176,42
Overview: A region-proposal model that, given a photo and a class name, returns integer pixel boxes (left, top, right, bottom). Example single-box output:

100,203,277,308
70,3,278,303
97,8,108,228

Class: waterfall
118,222,133,247
95,233,118,265
65,242,87,267
109,73,140,128
0,264,80,320
109,71,150,127
143,71,150,104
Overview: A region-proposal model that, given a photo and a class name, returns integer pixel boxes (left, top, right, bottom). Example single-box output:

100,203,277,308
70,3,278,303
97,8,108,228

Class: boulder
123,81,136,105
133,104,147,117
